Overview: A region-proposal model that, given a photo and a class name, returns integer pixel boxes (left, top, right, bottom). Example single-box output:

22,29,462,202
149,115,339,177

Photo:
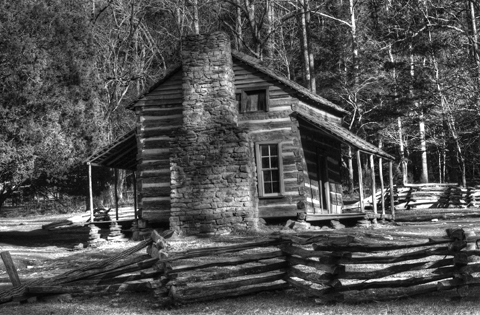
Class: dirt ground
0,213,140,291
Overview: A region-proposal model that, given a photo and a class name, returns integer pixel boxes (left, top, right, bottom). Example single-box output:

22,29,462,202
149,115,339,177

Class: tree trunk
235,0,243,50
409,45,428,183
298,0,311,90
468,0,480,78
192,0,199,34
265,0,274,58
305,0,315,93
418,111,428,183
347,146,354,194
398,117,407,185
349,0,359,88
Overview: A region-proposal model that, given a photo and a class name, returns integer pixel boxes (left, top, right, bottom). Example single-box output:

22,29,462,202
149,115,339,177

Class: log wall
135,70,183,222
234,61,311,219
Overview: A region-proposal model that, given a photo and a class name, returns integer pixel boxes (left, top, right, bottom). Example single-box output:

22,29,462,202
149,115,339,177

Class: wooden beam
88,163,94,223
0,252,21,287
115,169,119,221
323,157,331,213
379,156,385,223
133,171,138,220
356,150,364,212
370,155,377,224
389,161,395,220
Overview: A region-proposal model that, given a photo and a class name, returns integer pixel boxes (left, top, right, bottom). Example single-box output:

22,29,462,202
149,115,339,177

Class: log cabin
86,32,394,235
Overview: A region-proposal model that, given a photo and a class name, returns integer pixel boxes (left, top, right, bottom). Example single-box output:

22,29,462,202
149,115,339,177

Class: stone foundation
169,32,257,235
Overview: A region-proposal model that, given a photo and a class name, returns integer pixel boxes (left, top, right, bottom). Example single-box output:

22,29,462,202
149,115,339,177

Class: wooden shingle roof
231,51,348,115
294,111,394,160
126,50,348,115
85,129,137,170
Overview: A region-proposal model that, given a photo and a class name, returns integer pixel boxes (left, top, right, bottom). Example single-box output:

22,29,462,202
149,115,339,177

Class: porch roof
85,129,138,170
294,111,394,160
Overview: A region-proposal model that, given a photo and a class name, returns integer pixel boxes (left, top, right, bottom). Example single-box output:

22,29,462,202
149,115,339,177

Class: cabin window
236,88,269,113
255,143,284,197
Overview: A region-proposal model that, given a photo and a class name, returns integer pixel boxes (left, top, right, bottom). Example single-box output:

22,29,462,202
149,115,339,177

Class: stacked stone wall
170,32,257,235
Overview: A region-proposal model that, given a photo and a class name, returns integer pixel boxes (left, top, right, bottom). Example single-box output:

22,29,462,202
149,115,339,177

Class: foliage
2,0,480,209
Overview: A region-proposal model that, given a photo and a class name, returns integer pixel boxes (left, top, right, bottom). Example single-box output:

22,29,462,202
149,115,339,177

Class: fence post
1,251,21,287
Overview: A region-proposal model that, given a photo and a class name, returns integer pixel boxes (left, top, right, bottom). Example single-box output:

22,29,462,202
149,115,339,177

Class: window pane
272,171,279,182
272,182,280,193
262,157,270,169
263,170,272,182
270,157,278,168
257,91,266,110
245,90,266,112
261,144,269,156
264,182,272,194
248,94,259,111
269,144,278,156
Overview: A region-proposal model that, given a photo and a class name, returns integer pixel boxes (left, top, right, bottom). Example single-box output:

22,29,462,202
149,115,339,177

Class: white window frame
255,142,284,198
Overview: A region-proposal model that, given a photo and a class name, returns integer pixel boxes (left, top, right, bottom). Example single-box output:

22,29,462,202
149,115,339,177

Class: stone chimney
170,32,256,235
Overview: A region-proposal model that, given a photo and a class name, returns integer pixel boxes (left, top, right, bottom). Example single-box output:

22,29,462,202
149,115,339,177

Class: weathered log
87,257,159,281
434,262,480,275
312,238,451,252
395,209,480,222
287,255,344,274
67,238,152,273
177,272,286,296
287,266,336,286
1,251,21,287
280,244,351,261
174,282,290,304
0,278,45,304
168,240,287,261
284,244,452,265
319,283,439,304
437,275,479,290
69,270,163,286
342,259,453,280
173,261,288,285
324,273,453,294
53,254,156,284
285,277,323,297
169,251,285,274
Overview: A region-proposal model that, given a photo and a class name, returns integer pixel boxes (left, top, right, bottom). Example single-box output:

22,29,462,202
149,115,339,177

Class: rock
293,221,311,230
356,219,371,228
73,243,84,251
330,220,345,230
284,219,296,229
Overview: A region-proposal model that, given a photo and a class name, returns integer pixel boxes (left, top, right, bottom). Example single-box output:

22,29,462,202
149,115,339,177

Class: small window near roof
255,143,284,197
236,88,269,113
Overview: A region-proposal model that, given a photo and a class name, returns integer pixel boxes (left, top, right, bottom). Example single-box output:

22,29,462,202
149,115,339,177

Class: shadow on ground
0,227,90,248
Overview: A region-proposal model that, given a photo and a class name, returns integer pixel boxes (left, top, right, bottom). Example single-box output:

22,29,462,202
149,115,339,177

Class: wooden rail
279,228,479,303
2,228,479,306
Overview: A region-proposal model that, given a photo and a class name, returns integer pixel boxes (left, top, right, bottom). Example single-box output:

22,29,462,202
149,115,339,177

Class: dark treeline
1,0,480,208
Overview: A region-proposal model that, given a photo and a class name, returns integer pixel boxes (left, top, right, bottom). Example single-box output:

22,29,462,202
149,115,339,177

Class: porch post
133,170,138,220
356,150,364,212
323,157,331,213
389,160,395,221
88,163,94,223
379,156,385,223
114,168,119,221
370,155,377,224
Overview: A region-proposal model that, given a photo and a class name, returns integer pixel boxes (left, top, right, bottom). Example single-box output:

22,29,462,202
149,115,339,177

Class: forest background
1,0,480,210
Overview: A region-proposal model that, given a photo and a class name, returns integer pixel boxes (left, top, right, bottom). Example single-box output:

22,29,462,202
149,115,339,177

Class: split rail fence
1,229,480,306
